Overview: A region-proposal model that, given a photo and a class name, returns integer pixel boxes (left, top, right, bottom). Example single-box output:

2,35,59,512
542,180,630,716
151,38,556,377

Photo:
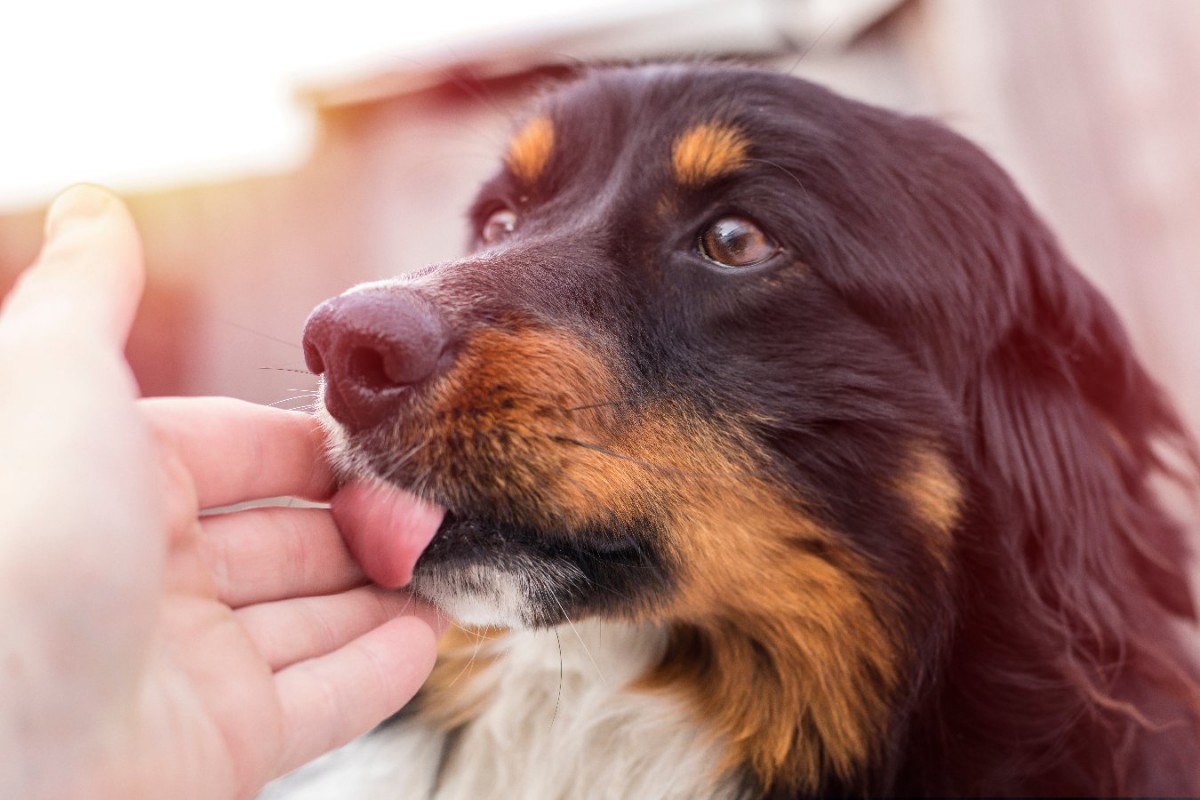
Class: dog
289,62,1200,797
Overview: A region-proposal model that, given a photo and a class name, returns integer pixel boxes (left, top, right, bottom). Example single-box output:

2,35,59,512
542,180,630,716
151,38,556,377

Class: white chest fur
261,620,744,800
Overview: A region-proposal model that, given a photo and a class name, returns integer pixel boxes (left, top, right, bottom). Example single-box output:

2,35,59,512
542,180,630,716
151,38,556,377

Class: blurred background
1,0,1198,433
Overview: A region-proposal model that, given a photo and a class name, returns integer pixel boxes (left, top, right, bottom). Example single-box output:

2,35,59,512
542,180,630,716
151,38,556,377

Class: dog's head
305,64,966,627
303,63,1198,794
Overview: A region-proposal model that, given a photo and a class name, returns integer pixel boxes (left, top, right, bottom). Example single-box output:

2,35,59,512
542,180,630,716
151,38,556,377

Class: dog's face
306,63,963,636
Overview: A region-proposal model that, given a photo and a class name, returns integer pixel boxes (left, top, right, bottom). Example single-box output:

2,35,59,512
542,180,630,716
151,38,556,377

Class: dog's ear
970,228,1198,620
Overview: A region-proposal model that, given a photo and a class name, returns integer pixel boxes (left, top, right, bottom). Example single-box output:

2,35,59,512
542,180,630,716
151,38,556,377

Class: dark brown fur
305,63,1200,796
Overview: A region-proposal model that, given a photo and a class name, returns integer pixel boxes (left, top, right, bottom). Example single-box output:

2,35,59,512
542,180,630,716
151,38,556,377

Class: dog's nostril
303,339,327,377
302,301,337,376
347,346,400,391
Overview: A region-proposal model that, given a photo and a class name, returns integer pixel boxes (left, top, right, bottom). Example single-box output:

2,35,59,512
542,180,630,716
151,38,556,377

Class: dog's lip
330,479,446,589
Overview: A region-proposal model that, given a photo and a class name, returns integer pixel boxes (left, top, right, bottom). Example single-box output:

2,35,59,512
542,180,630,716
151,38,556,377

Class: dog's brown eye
480,208,518,245
699,216,777,268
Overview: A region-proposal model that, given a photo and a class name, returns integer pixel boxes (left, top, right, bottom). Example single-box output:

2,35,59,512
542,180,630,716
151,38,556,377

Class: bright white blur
0,0,680,210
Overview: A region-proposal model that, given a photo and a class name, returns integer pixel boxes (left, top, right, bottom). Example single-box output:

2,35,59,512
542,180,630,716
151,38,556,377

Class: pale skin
0,186,443,799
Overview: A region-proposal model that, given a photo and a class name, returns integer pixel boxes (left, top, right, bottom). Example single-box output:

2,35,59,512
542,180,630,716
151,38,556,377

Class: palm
109,398,444,800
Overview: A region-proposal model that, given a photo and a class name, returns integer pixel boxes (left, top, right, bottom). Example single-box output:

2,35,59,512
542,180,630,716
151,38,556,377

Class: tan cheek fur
641,450,901,792
547,403,908,792
404,325,626,517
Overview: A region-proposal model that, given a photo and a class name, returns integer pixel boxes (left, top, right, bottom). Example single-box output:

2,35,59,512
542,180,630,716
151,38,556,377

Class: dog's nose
302,288,449,431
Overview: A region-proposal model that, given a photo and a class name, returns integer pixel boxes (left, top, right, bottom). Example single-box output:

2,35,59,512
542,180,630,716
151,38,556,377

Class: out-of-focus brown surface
1,0,1196,432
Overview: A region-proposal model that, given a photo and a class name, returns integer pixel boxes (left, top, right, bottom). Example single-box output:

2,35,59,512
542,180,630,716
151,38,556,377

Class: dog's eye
480,208,518,245
699,216,778,268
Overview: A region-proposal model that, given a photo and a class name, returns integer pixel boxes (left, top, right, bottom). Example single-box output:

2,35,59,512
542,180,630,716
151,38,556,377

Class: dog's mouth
329,465,672,629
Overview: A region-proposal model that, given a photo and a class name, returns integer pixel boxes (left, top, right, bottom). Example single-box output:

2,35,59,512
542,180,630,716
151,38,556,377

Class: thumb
1,184,144,348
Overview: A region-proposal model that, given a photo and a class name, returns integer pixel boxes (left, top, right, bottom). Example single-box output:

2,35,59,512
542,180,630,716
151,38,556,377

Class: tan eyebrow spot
505,116,555,183
672,123,749,187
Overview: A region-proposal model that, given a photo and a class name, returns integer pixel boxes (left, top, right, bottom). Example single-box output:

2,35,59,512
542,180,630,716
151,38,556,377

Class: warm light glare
0,0,667,211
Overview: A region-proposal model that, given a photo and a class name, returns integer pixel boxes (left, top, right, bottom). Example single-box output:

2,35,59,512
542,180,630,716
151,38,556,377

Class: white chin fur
413,559,587,629
262,620,744,800
415,565,533,629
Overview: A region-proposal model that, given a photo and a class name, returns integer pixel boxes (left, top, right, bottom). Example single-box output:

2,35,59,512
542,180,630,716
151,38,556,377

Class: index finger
141,396,335,508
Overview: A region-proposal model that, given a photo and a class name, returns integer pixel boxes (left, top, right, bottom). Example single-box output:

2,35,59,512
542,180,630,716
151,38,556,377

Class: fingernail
44,184,115,241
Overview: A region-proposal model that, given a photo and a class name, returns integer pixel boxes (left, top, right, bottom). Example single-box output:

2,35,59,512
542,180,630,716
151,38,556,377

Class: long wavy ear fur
979,230,1198,618
949,208,1200,793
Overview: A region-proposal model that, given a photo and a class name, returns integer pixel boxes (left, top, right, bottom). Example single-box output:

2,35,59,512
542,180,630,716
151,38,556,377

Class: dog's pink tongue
331,480,445,589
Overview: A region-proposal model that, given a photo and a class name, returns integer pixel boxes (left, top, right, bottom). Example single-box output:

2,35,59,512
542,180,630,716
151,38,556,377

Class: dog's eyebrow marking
671,123,749,187
506,116,555,184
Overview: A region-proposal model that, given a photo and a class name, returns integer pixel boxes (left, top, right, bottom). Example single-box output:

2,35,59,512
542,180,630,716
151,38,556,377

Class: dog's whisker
562,396,656,413
268,393,321,409
445,627,488,690
259,366,318,376
551,628,563,730
783,14,839,76
382,442,425,478
552,595,609,687
220,319,304,350
274,402,320,415
746,157,812,203
568,569,643,603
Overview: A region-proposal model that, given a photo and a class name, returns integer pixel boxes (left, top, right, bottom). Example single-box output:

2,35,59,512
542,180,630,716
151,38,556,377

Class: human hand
0,186,445,800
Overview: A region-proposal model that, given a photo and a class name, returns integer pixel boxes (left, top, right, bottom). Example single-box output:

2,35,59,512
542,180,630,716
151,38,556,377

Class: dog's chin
405,514,584,629
407,511,673,630
410,563,556,629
